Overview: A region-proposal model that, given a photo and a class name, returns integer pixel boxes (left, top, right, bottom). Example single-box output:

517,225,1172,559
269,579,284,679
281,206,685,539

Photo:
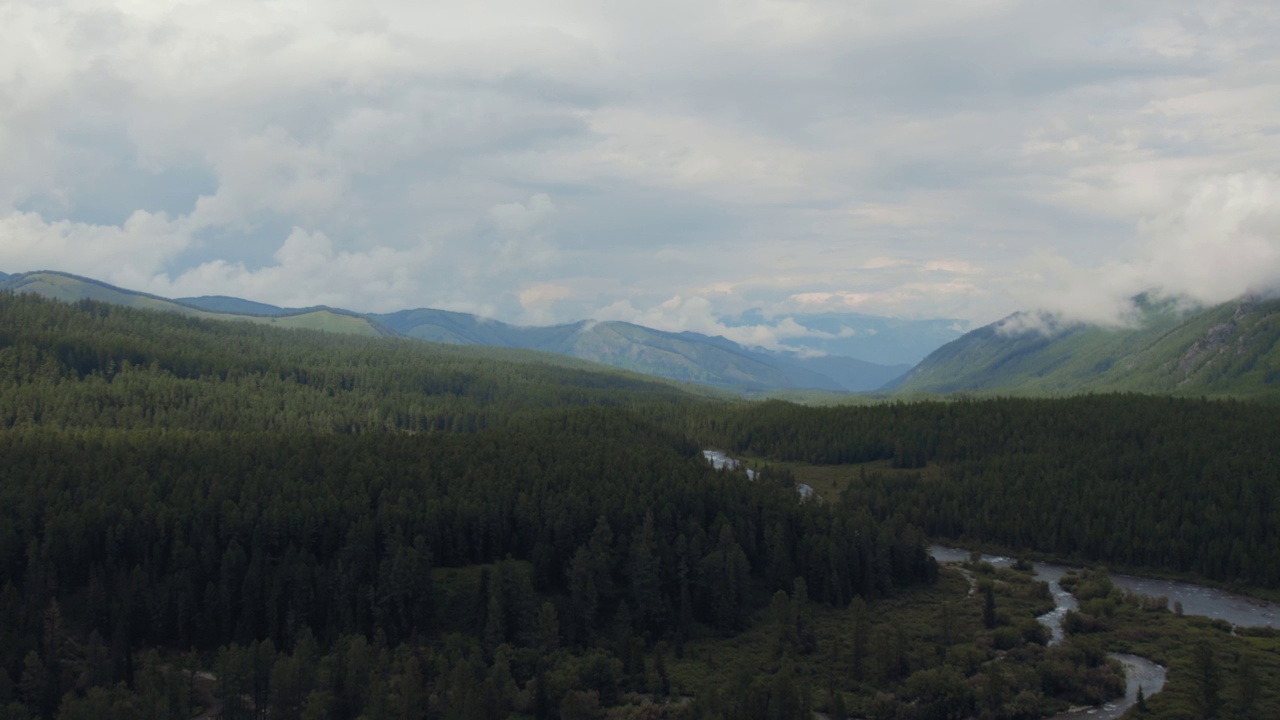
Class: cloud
517,282,573,324
0,210,190,289
1016,172,1280,328
188,130,349,230
1140,172,1280,301
149,227,432,312
595,294,839,351
3,0,1280,334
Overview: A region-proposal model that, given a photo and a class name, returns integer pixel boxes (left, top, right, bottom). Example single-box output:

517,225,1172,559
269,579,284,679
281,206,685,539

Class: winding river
701,452,1276,719
930,545,1280,719
929,547,1168,718
927,546,1280,631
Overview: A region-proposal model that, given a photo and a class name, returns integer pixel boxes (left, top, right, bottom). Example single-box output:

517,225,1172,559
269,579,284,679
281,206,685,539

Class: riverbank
930,545,1280,718
926,539,1280,607
929,545,1280,631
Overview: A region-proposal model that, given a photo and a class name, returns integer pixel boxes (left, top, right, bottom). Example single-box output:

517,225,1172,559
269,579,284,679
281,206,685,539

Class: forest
1,292,1278,719
702,397,1280,587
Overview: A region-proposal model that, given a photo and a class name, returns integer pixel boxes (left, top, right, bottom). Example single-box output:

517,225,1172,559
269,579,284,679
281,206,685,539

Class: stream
930,547,1166,718
929,545,1280,719
699,450,1270,719
927,546,1280,631
703,450,816,498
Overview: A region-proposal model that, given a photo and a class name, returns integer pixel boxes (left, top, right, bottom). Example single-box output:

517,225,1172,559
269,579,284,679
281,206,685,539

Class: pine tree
1193,642,1221,720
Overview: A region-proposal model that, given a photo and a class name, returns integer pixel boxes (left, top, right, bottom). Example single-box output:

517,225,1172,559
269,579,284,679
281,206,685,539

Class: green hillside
2,272,904,392
892,295,1280,398
2,271,395,337
3,270,220,316
177,294,295,316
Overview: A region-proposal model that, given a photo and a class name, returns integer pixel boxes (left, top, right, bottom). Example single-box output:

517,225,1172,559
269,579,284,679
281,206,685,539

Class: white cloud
188,130,349,229
595,294,838,351
149,227,432,312
1140,172,1280,302
1013,172,1280,328
518,282,573,324
2,0,1279,335
0,210,190,288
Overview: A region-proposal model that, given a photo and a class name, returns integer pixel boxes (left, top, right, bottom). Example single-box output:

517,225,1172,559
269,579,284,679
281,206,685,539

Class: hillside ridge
890,294,1280,397
1,270,905,393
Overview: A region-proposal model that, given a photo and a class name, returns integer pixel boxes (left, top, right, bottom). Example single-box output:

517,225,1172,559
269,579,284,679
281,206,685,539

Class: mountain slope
377,310,908,391
372,307,529,346
378,310,848,390
3,271,911,393
891,295,1280,397
775,352,911,391
178,295,294,316
2,271,395,337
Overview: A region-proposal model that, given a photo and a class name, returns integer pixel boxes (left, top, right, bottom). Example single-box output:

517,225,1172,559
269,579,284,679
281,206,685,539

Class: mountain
178,295,294,316
890,294,1280,397
3,271,909,393
372,307,535,346
772,352,911,392
375,310,908,391
724,309,967,366
1,271,395,337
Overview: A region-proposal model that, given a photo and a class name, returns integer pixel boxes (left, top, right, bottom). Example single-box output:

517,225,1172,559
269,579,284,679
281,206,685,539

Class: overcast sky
3,0,1280,348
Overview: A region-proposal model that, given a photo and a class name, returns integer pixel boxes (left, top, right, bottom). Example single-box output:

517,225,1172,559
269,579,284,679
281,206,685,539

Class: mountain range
892,293,1280,398
7,269,1279,399
0,271,910,393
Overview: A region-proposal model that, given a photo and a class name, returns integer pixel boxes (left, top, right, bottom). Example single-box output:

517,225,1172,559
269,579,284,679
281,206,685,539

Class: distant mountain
771,352,911,392
724,309,967,366
374,310,908,391
890,294,1280,397
178,295,295,316
372,307,533,346
1,272,395,337
0,271,9,281
2,271,910,393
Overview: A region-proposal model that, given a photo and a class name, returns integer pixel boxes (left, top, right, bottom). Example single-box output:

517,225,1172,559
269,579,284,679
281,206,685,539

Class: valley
0,292,1277,719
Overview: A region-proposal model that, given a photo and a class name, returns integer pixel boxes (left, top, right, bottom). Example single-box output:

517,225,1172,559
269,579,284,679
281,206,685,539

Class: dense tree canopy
0,293,934,719
2,292,1278,719
704,396,1280,586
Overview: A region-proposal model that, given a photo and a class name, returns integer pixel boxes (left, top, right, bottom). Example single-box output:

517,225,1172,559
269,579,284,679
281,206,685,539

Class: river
929,547,1170,719
1050,654,1166,720
701,450,1265,719
927,546,1280,631
702,450,816,499
929,546,1280,718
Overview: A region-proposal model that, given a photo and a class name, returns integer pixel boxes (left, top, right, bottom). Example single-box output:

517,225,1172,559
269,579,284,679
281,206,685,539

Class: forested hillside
891,295,1280,397
2,271,906,393
0,291,720,433
0,293,934,720
2,271,395,338
707,396,1280,587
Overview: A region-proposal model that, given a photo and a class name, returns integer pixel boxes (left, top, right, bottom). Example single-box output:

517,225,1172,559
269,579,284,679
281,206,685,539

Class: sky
3,0,1280,352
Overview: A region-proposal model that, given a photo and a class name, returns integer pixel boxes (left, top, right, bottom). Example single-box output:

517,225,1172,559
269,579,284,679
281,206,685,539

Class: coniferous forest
1,292,1279,720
